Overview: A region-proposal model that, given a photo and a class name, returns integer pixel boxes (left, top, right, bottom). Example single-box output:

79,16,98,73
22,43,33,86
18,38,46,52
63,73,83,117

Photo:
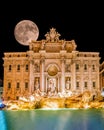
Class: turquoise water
0,108,104,130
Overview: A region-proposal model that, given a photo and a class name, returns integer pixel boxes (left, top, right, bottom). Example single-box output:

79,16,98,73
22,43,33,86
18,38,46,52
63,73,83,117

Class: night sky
0,1,104,80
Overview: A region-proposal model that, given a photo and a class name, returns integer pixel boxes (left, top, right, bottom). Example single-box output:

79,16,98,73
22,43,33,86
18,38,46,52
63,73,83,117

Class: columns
45,75,48,92
88,63,92,91
61,58,65,92
71,59,76,91
29,60,34,94
28,51,34,94
80,61,84,93
60,50,66,92
39,50,46,92
40,57,45,92
96,63,100,90
58,75,60,92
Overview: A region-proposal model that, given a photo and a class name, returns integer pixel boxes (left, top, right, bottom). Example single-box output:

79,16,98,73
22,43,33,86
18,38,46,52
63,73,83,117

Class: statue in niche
65,64,70,72
34,78,41,95
65,78,70,90
34,63,40,72
48,79,56,96
34,78,39,89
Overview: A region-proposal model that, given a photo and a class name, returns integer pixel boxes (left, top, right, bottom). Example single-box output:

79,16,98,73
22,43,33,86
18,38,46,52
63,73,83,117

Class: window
84,82,87,88
16,82,20,89
8,82,11,89
84,64,87,71
92,81,96,88
76,64,79,71
17,65,20,71
102,72,104,77
16,96,19,100
76,82,79,89
92,65,95,71
25,82,28,90
9,65,12,71
8,97,10,100
25,64,28,71
0,92,3,95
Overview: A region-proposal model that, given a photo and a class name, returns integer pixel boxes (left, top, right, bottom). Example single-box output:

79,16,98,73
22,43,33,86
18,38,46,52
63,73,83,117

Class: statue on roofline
45,28,61,42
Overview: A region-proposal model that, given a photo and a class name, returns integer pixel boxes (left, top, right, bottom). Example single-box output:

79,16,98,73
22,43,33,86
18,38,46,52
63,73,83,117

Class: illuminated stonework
100,62,104,90
3,28,100,100
47,65,58,76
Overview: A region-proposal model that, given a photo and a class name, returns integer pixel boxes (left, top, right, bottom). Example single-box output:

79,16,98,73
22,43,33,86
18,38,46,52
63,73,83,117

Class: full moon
14,20,39,46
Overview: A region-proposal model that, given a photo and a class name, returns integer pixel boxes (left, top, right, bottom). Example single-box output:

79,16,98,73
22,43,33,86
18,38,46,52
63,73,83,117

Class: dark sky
0,1,104,80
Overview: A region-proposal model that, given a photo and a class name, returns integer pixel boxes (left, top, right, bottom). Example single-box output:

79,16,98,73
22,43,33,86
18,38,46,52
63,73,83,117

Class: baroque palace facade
3,28,100,100
100,62,104,90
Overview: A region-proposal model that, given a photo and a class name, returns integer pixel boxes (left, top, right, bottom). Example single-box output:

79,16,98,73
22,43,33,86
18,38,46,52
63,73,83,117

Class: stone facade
3,28,100,100
99,61,104,90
